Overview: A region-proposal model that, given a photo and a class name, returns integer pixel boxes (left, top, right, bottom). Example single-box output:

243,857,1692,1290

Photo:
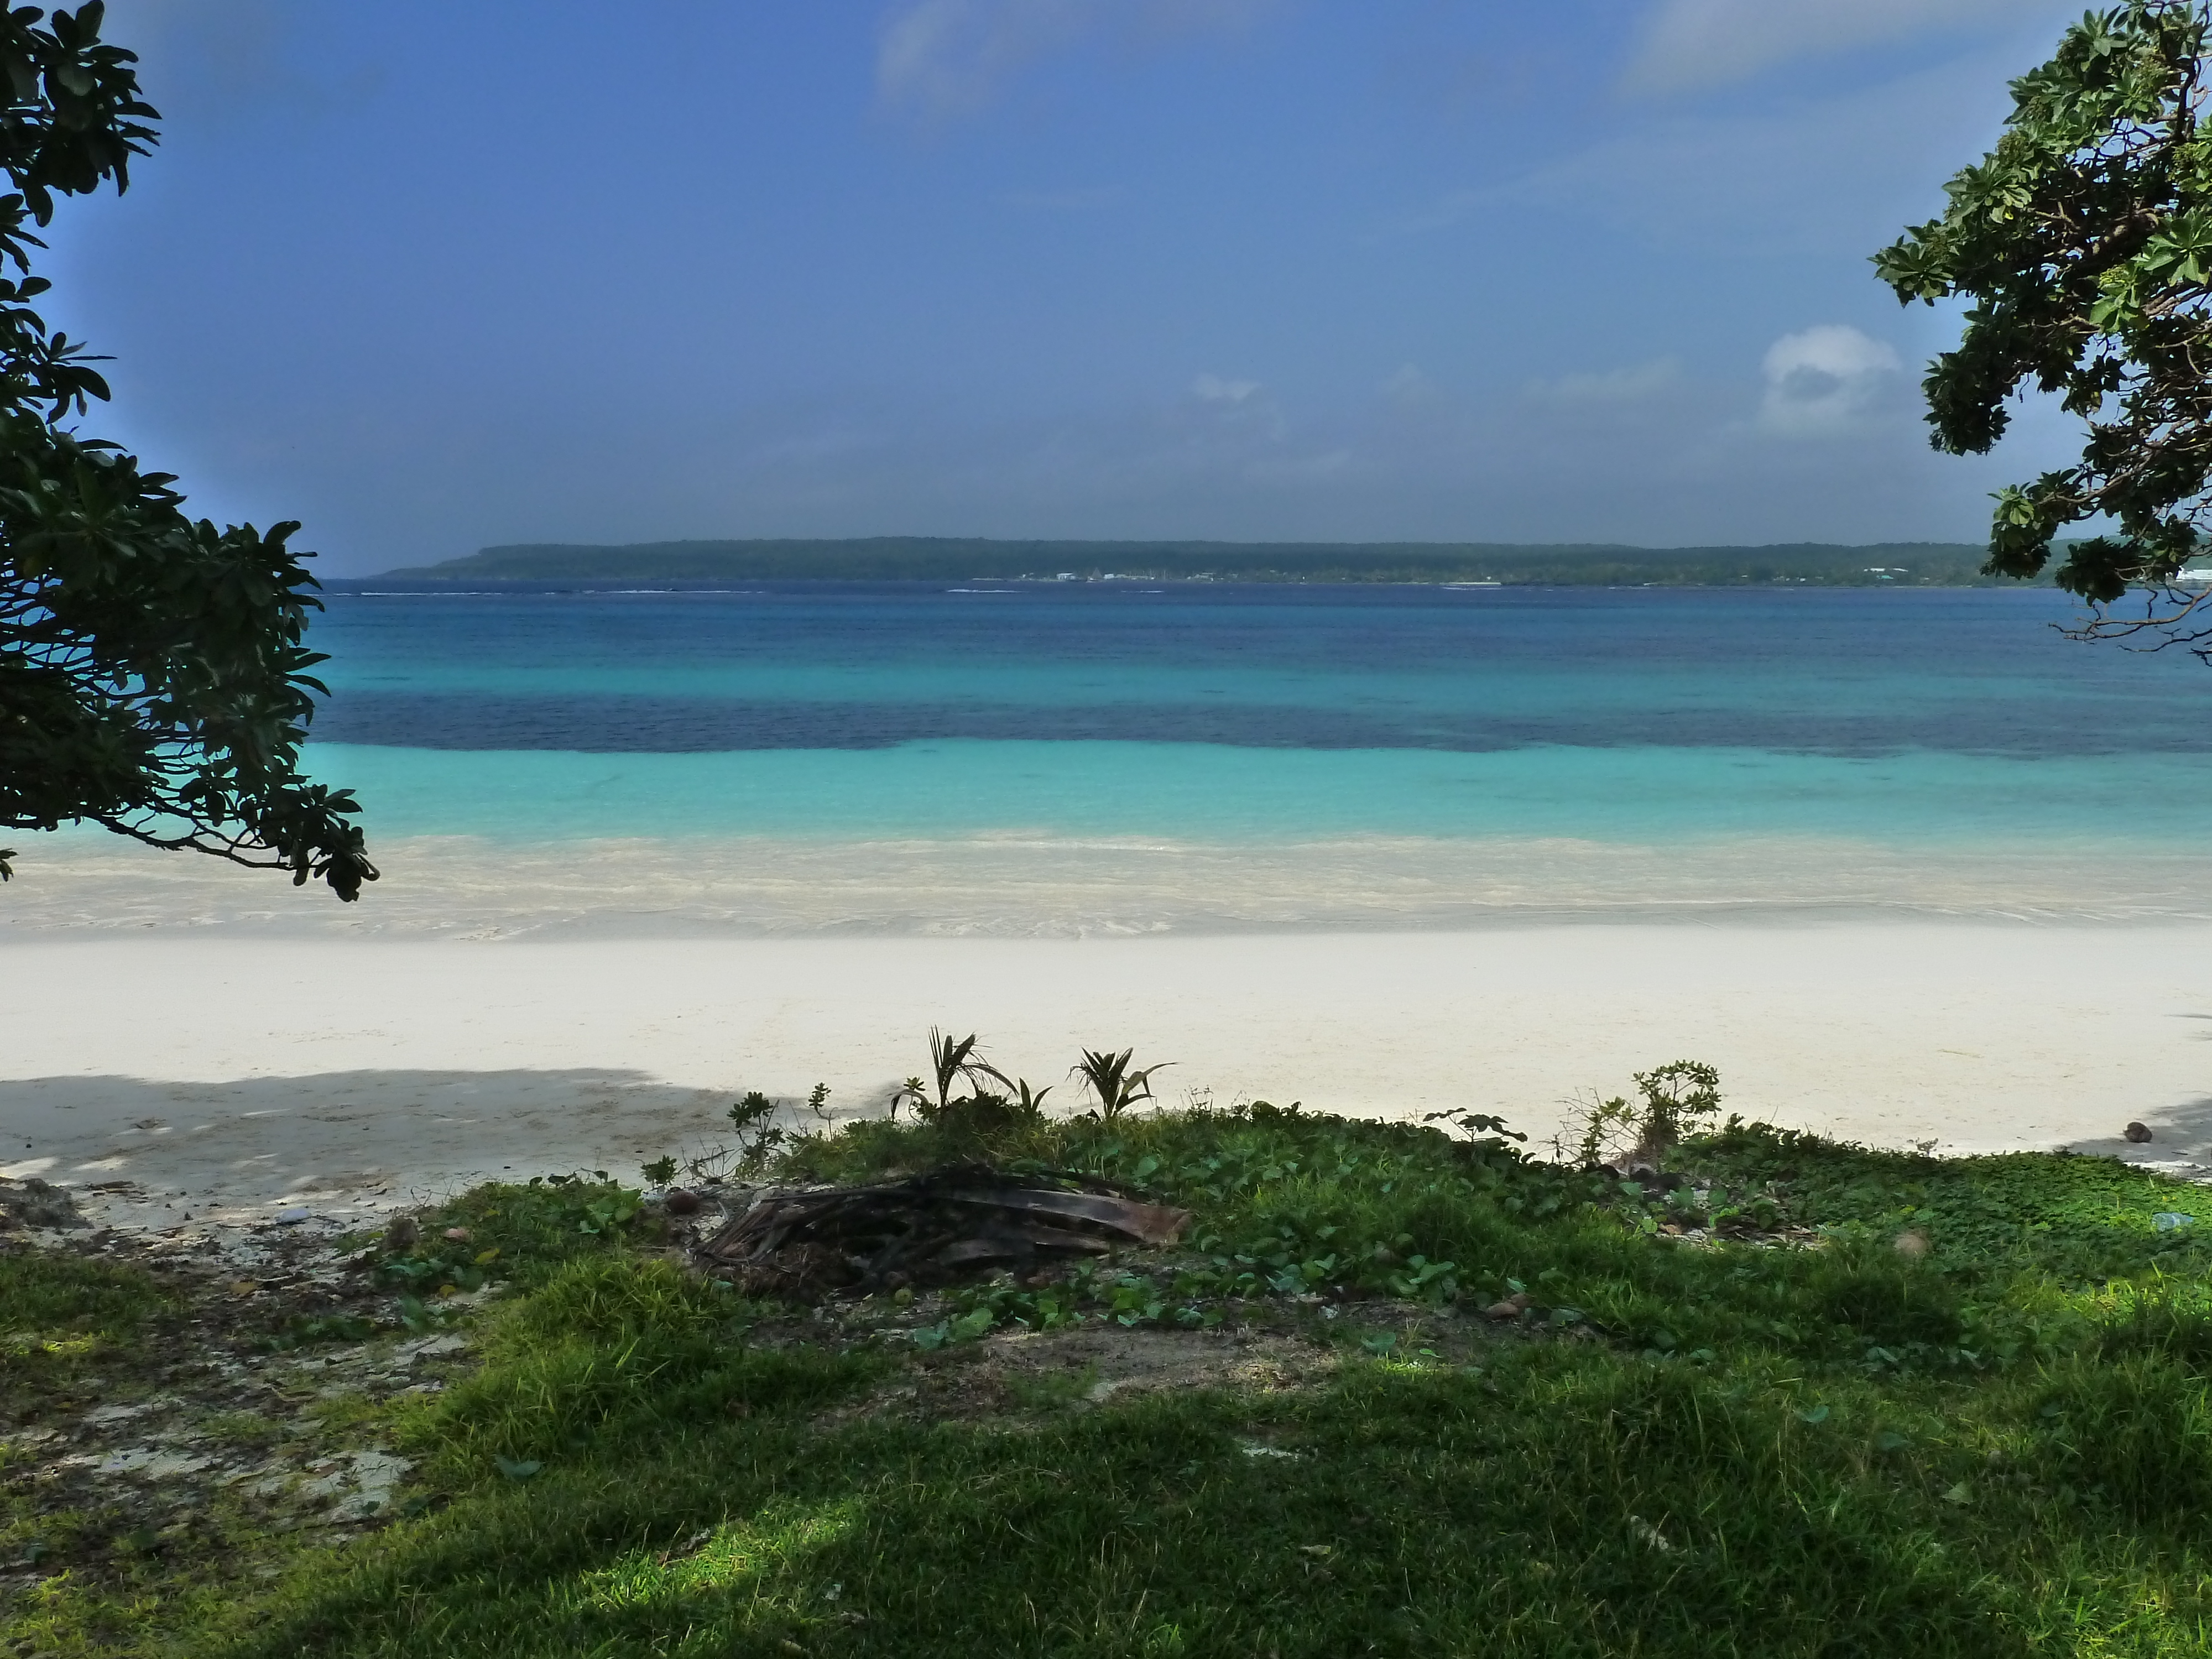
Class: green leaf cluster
1877,1,2212,609
0,4,372,898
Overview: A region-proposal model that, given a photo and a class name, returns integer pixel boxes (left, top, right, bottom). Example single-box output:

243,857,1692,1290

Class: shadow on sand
2,1067,763,1220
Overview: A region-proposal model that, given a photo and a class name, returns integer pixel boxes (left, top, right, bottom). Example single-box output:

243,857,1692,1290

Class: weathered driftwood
692,1164,1190,1297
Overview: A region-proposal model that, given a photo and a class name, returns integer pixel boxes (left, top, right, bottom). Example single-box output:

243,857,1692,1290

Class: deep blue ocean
302,582,2212,851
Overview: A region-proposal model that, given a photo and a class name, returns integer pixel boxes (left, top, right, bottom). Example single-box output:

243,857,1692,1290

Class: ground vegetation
7,1075,2212,1656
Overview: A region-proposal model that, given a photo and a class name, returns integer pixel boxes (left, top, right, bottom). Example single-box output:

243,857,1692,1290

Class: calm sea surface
303,582,2212,851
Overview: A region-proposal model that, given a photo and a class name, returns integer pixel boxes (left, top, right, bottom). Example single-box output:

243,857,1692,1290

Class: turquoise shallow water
314,583,2212,768
304,737,2212,850
22,583,2212,933
294,581,2212,855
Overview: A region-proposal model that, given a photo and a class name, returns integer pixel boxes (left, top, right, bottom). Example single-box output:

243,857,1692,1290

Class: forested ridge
374,537,2026,586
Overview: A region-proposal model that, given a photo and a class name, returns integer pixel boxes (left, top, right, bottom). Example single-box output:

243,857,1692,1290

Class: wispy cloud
1531,356,1682,405
1191,372,1262,404
875,0,1274,121
1758,325,1900,436
1182,372,1285,441
1624,0,2042,95
1397,44,2041,263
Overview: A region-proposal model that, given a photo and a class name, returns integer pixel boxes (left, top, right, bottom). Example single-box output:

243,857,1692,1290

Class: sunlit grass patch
575,1495,864,1614
0,1249,169,1344
1688,1124,2212,1277
0,1249,170,1397
408,1255,880,1477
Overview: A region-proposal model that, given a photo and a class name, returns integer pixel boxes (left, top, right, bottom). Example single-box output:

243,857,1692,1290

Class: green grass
0,1250,170,1344
0,1249,170,1394
15,1103,2212,1655
374,1173,664,1300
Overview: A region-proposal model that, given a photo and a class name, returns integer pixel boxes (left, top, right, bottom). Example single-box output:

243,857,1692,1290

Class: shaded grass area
237,1353,2212,1658
2,1248,260,1656
15,1103,2212,1656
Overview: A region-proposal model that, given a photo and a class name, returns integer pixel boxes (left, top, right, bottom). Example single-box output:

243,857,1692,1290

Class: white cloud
1625,0,2039,95
1759,324,1901,436
1532,356,1681,404
877,0,1272,121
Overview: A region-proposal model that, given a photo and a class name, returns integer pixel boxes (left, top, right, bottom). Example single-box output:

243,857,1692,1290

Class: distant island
366,537,2026,587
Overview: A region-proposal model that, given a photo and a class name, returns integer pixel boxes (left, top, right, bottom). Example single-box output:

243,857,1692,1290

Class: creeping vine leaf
1876,0,2212,649
0,4,373,897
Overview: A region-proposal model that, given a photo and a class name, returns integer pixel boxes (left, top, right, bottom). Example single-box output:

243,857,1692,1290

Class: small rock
2125,1122,2154,1144
662,1188,702,1216
82,1400,169,1427
441,1226,471,1244
1482,1293,1531,1321
0,1176,88,1230
70,1447,213,1480
298,1448,414,1520
274,1207,312,1225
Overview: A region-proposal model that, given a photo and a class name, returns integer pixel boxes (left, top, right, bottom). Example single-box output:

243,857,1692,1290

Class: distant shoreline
359,536,2036,588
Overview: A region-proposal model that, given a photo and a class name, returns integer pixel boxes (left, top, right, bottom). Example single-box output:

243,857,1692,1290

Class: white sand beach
6,921,2211,1230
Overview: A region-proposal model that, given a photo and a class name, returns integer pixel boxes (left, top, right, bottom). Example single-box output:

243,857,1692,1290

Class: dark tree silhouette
0,3,373,896
1877,1,2212,654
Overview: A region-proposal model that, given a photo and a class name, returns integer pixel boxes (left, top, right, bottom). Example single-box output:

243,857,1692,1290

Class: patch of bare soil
825,1324,1341,1427
1,1220,487,1615
804,1291,1553,1430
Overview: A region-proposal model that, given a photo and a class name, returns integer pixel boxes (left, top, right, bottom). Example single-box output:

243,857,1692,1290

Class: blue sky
49,0,2091,574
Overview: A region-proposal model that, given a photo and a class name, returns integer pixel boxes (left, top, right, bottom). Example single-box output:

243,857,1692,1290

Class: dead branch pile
691,1164,1191,1298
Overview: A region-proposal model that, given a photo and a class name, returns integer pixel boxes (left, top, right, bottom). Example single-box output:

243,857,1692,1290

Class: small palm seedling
950,1075,1054,1139
1072,1046,1173,1123
893,1029,1013,1124
728,1090,785,1173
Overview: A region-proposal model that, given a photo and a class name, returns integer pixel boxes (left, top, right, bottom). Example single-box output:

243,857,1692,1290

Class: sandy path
6,924,2210,1228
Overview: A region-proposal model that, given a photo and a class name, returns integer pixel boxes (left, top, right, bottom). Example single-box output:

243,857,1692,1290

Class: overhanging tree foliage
1876,0,2212,649
0,3,373,898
